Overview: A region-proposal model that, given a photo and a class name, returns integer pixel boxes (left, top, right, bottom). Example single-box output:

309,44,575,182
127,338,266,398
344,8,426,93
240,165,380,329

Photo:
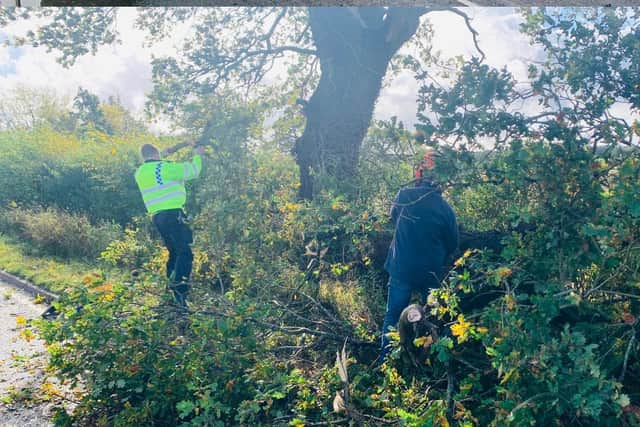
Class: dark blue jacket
384,180,459,290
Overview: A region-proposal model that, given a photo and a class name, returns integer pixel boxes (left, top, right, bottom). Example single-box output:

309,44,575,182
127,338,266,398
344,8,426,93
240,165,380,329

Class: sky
0,7,596,134
377,7,540,125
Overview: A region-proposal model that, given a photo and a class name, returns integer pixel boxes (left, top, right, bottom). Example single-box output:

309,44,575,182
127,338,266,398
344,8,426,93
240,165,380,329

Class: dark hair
140,144,160,160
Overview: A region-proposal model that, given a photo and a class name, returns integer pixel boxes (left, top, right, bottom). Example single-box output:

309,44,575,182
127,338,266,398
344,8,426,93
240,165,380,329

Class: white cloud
0,10,151,115
375,7,539,129
375,70,421,127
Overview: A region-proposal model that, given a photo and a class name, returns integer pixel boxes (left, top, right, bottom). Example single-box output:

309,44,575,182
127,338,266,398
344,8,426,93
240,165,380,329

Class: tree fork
294,8,424,199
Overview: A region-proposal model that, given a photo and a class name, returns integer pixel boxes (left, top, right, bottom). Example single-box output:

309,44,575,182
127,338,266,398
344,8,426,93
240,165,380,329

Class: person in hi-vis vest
134,142,204,308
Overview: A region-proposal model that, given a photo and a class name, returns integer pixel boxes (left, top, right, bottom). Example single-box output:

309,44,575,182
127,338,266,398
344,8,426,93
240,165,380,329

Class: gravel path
0,281,54,427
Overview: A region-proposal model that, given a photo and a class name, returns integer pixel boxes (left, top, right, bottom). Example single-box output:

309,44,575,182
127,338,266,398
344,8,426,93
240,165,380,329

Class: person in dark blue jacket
379,150,459,362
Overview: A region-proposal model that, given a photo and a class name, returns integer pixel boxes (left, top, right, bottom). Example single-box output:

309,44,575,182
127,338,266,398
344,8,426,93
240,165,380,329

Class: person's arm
161,141,195,157
162,153,202,181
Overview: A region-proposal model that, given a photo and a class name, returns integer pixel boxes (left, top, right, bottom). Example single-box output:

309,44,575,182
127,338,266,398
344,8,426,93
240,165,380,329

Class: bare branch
246,45,317,57
264,7,288,51
441,7,486,61
619,332,636,382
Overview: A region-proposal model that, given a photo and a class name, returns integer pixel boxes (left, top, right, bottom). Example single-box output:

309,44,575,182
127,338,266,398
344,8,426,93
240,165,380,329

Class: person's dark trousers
378,277,428,364
152,209,194,307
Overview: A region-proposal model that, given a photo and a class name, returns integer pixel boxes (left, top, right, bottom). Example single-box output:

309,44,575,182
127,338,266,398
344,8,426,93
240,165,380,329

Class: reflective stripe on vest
141,181,183,196
143,189,187,210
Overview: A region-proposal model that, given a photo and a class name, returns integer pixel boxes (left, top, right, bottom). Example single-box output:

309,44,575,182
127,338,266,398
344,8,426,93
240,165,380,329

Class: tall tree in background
72,87,114,135
5,6,482,198
0,85,72,131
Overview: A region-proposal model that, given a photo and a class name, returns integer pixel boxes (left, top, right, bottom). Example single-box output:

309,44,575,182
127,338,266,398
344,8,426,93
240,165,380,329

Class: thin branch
590,290,640,300
263,7,287,51
509,392,570,418
619,333,636,382
442,7,486,61
244,45,318,58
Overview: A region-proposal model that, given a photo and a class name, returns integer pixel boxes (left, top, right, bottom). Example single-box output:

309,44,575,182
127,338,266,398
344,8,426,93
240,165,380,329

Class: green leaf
629,201,640,218
617,394,630,408
177,400,195,419
269,390,286,400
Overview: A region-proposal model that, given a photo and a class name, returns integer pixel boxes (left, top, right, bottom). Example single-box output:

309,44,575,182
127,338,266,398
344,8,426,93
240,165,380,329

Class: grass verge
0,233,125,295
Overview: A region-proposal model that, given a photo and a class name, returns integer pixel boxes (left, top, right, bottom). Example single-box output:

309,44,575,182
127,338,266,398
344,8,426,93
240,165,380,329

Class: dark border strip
0,269,59,302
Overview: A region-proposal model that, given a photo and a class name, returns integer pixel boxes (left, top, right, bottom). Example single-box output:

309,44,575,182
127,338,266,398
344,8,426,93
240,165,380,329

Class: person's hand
193,145,205,156
161,147,175,157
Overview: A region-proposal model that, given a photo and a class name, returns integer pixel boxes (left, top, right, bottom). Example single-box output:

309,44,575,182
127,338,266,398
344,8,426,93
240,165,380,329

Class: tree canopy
4,6,485,198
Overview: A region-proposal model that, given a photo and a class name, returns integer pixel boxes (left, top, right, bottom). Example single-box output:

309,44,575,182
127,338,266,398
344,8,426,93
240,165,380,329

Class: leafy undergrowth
6,137,640,426
1,48,639,424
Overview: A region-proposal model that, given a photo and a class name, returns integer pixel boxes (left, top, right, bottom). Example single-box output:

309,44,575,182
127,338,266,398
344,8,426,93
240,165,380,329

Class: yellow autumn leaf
496,267,512,279
385,331,400,343
454,249,475,267
90,283,113,293
451,314,472,343
451,323,465,337
437,415,450,427
15,315,27,326
413,335,434,349
288,203,301,212
500,367,520,385
41,381,63,397
100,293,115,302
19,328,35,342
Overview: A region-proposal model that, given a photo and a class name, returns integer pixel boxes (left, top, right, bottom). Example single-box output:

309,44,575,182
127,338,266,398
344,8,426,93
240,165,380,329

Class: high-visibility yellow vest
134,155,202,214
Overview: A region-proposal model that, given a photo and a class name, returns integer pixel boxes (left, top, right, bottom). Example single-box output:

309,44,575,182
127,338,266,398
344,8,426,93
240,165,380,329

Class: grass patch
0,233,126,295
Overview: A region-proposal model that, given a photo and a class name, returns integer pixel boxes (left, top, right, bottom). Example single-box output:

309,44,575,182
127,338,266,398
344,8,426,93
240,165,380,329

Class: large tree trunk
294,8,423,199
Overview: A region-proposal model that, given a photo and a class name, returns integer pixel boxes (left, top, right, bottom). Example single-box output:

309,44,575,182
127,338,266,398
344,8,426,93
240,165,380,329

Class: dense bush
0,127,160,224
0,206,122,260
35,135,640,426
99,216,161,270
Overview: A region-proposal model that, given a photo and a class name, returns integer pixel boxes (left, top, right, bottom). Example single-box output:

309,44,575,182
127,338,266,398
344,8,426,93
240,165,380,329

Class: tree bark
294,8,423,199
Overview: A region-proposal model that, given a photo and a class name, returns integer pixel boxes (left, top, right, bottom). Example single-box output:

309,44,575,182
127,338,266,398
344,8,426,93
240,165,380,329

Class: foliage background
0,6,639,427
